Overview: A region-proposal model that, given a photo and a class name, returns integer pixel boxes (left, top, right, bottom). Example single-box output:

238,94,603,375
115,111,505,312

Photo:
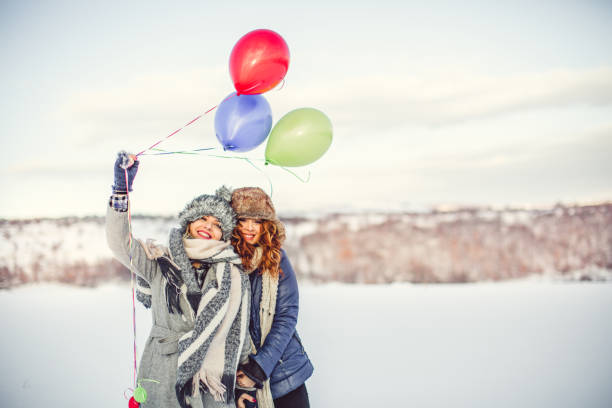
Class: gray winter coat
106,207,250,408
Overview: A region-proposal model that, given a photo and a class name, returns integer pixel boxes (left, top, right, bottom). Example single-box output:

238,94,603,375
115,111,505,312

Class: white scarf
248,247,279,408
183,238,232,261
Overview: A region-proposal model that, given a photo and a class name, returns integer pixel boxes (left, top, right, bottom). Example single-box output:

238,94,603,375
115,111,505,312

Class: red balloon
128,397,140,408
230,29,290,95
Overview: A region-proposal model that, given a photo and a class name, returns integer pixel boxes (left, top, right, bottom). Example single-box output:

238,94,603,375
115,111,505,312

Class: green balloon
134,386,147,403
265,108,332,167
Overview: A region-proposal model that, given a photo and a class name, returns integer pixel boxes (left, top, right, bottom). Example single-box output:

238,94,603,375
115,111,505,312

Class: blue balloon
214,92,272,152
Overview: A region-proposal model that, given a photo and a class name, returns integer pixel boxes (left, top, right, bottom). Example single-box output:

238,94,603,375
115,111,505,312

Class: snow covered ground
1,282,611,408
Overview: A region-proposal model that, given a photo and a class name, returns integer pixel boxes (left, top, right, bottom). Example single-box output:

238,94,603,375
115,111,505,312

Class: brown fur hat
230,187,286,244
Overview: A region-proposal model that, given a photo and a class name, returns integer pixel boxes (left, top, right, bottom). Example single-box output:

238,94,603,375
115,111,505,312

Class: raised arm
105,152,158,283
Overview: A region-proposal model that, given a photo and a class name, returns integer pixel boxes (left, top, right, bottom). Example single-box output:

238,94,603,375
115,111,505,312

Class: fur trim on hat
231,187,286,244
178,185,236,240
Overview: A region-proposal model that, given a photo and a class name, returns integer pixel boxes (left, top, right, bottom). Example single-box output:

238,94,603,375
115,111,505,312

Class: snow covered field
1,282,611,408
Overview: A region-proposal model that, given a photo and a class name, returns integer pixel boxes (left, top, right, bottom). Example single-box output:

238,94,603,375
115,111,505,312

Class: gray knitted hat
178,186,236,240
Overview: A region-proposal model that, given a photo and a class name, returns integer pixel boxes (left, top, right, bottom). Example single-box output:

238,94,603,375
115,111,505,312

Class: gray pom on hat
178,185,236,240
214,185,232,202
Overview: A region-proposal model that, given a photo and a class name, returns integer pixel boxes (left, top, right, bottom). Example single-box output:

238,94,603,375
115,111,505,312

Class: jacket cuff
109,194,128,212
240,357,267,389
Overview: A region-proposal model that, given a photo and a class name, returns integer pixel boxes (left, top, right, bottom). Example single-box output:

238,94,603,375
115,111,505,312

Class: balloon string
124,169,138,389
124,388,135,400
275,78,286,92
205,153,274,198
139,378,161,384
138,147,276,197
135,94,236,158
139,147,215,156
245,158,273,198
139,146,312,195
279,166,311,183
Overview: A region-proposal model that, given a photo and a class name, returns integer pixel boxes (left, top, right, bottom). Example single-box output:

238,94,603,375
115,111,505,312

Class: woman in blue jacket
230,187,313,408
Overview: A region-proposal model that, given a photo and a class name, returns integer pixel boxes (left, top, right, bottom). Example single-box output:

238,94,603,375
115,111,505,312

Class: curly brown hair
231,219,283,278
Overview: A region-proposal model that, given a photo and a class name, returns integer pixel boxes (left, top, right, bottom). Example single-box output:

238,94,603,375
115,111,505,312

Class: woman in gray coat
106,152,251,408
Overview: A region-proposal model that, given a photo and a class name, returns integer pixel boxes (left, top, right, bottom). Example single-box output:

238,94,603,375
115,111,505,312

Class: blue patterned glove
112,151,139,193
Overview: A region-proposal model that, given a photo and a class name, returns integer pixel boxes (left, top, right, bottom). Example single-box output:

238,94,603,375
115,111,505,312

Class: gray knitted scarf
135,229,250,407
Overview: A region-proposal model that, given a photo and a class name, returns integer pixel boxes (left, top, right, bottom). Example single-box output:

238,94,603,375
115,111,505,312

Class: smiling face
237,218,263,245
188,215,223,240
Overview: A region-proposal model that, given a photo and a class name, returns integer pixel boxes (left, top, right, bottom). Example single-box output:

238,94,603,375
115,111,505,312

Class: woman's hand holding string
112,151,139,194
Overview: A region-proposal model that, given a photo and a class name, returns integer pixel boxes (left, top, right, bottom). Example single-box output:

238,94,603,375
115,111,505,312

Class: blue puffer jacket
249,249,314,399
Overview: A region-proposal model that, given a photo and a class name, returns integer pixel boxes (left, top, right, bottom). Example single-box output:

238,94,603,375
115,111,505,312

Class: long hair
232,219,283,278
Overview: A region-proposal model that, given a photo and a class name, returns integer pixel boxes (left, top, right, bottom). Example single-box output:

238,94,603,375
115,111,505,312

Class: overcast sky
1,0,611,218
